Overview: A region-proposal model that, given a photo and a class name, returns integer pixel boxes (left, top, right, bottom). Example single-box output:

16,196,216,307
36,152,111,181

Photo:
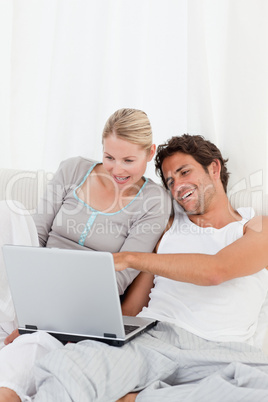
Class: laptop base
19,320,158,347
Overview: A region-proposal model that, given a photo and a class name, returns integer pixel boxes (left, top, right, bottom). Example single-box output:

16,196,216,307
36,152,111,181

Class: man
115,134,268,286
113,134,268,401
2,135,268,402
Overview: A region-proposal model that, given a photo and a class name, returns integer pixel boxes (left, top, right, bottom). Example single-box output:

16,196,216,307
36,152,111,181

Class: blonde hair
102,109,153,152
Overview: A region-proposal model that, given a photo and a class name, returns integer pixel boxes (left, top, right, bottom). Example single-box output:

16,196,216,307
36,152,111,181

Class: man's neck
187,198,242,229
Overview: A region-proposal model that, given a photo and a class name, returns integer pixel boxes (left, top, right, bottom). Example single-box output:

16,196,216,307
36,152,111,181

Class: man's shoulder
236,207,255,221
244,215,268,234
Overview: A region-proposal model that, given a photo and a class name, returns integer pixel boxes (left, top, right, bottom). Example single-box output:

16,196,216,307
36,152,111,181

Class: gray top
33,157,172,294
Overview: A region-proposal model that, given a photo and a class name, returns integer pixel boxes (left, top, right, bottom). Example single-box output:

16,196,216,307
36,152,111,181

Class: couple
1,110,268,401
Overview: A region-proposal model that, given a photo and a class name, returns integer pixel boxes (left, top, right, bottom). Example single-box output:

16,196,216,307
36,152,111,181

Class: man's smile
178,188,196,202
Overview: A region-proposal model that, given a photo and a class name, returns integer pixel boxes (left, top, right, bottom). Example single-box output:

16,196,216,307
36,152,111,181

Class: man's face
162,152,216,215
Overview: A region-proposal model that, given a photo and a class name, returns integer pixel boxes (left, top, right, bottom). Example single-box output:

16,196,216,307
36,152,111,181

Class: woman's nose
112,161,124,175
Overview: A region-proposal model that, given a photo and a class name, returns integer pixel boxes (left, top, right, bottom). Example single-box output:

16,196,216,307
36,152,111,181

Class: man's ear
210,159,221,179
147,144,156,162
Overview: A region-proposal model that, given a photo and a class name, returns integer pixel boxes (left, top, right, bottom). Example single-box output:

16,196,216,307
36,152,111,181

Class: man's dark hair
155,134,230,193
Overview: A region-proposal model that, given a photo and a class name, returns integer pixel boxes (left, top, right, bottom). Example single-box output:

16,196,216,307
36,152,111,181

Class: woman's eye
125,159,134,163
105,156,113,160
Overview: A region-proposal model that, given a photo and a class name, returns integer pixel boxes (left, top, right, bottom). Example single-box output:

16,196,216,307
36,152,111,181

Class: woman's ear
147,144,156,162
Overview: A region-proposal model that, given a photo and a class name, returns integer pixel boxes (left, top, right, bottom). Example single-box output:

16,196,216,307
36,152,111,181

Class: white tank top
139,204,268,342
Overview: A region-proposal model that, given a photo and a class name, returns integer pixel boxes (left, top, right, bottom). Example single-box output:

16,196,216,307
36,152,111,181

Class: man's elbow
206,274,223,286
204,262,226,286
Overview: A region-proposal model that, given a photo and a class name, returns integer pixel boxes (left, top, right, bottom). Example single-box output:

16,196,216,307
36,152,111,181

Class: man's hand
4,329,20,345
113,252,131,271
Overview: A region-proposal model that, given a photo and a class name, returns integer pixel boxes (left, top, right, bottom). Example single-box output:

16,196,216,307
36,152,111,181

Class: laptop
3,245,157,346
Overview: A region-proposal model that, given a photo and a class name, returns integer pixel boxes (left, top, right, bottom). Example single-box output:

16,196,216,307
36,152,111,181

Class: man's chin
181,204,202,216
185,209,198,216
176,197,203,215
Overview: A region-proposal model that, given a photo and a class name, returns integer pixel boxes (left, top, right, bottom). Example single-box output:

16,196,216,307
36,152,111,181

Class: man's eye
181,170,189,176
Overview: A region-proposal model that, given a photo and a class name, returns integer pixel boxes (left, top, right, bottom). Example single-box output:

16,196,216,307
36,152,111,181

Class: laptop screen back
3,246,126,340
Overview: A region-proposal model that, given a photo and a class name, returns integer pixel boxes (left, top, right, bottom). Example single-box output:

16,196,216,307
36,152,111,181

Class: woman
0,108,171,401
31,108,171,296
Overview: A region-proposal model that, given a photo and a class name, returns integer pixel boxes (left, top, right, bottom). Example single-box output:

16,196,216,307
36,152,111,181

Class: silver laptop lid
3,245,126,340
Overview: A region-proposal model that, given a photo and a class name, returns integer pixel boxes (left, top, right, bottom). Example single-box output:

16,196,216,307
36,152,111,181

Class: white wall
1,0,267,214
0,0,188,184
187,0,268,214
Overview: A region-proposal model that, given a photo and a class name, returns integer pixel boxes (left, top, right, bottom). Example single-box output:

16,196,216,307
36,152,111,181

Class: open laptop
3,245,157,346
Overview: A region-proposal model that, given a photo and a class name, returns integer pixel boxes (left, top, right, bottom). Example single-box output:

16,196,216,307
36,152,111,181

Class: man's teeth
181,190,194,200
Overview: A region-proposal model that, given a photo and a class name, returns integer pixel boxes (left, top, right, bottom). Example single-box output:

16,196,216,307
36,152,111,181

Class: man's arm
114,216,268,286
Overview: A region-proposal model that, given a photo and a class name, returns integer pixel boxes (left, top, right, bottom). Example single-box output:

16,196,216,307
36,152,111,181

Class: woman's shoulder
58,156,98,170
141,177,172,214
143,177,170,197
55,156,99,184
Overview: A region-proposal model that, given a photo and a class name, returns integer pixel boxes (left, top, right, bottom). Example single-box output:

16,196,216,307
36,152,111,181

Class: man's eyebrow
164,164,189,184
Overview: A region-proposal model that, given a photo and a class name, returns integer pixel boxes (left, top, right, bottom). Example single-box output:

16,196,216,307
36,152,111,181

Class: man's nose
172,178,188,198
173,176,184,191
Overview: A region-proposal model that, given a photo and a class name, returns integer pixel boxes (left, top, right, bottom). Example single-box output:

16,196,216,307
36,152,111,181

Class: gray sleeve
32,157,88,247
32,161,68,247
116,182,172,294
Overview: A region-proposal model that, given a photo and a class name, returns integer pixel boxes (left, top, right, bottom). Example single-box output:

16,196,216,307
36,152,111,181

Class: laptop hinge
25,325,38,330
104,333,116,338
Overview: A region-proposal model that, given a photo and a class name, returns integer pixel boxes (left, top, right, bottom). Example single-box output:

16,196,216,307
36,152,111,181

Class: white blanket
0,200,38,345
30,323,268,401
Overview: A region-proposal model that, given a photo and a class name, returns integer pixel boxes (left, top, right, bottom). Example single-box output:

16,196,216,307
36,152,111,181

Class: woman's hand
4,329,20,345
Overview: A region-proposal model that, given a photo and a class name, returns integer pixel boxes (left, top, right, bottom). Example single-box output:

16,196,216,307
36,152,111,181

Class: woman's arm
115,185,172,295
121,272,154,316
4,329,20,345
120,219,174,316
33,161,68,246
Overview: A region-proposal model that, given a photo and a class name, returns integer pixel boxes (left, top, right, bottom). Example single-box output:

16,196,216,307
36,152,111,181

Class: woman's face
102,134,154,190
